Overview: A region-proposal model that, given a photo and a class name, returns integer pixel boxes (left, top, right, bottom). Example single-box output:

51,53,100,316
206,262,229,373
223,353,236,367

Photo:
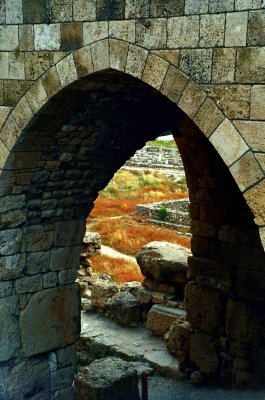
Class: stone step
80,311,185,380
146,305,186,337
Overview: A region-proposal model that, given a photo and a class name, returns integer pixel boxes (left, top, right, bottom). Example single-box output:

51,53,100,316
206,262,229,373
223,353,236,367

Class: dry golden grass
89,218,191,256
90,254,144,283
89,169,188,218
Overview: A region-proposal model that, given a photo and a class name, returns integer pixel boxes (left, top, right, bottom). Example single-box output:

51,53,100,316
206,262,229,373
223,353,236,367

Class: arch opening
0,69,264,398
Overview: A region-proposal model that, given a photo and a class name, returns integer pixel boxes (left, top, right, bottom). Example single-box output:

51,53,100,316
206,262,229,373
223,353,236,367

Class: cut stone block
110,291,141,326
74,357,140,400
146,304,186,337
21,284,80,357
91,282,119,310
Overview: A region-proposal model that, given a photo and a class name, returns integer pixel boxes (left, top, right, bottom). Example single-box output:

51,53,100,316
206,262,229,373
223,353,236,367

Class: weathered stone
165,319,192,356
180,49,212,84
125,0,149,18
0,228,22,256
73,0,96,21
194,98,224,138
225,12,248,46
178,81,206,118
43,271,58,288
234,121,265,152
226,298,265,346
75,357,140,400
0,25,18,50
209,0,234,12
54,220,85,246
185,282,223,335
61,22,83,52
189,333,219,374
244,179,265,226
251,85,265,120
96,0,125,20
185,0,208,14
205,84,251,120
236,48,265,83
125,44,148,79
0,253,26,280
200,14,225,47
146,304,186,336
52,386,75,400
15,274,43,294
210,119,249,167
230,151,264,191
26,251,50,275
109,20,135,42
136,241,190,283
248,10,265,46
0,357,50,400
20,284,80,357
57,345,77,368
168,16,199,48
212,48,236,83
22,225,53,252
51,366,75,391
136,19,167,49
58,268,77,285
34,23,61,51
150,0,184,17
91,281,119,310
142,53,168,90
160,65,188,104
0,281,13,297
188,256,232,294
121,281,141,297
110,291,141,326
83,21,108,45
56,54,78,88
50,246,81,271
0,295,20,362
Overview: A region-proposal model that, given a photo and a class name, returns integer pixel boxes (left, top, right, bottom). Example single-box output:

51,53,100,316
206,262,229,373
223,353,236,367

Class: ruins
0,1,265,398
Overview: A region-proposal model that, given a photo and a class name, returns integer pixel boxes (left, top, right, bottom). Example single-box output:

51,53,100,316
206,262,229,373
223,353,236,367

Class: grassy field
146,139,176,148
89,169,187,218
90,254,144,283
87,167,190,283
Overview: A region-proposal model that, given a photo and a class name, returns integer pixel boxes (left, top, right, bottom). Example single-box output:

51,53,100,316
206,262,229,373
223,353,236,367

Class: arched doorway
0,41,264,398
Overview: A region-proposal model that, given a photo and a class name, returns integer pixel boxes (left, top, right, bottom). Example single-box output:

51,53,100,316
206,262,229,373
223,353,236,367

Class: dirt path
100,244,137,263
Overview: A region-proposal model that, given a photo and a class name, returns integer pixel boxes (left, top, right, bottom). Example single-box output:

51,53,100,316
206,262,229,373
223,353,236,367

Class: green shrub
156,206,168,220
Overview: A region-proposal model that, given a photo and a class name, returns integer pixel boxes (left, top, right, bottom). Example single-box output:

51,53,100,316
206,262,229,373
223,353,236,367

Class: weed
157,206,168,220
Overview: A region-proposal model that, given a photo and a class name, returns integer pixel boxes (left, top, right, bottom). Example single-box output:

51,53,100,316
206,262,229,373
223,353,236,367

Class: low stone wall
136,199,190,233
125,146,184,171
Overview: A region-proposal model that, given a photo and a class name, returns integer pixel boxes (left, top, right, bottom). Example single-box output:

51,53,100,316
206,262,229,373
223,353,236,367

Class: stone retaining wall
136,198,190,233
125,146,184,171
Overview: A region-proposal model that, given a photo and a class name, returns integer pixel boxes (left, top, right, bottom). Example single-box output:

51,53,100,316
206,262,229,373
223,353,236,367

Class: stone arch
0,38,264,397
0,39,263,247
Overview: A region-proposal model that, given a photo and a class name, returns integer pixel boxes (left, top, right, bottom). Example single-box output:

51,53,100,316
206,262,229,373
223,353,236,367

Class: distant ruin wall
125,146,184,171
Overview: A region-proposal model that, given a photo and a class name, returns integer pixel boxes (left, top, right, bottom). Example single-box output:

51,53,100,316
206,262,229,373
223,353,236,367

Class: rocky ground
79,311,265,400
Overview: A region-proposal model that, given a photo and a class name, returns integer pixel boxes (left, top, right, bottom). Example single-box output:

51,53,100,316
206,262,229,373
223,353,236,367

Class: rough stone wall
125,145,184,170
0,1,264,397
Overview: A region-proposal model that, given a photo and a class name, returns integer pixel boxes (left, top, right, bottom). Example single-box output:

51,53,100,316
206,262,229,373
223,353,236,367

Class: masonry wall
0,1,265,398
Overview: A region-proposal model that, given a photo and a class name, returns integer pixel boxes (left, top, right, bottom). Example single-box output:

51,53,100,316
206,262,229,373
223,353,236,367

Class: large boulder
136,242,190,284
110,292,141,326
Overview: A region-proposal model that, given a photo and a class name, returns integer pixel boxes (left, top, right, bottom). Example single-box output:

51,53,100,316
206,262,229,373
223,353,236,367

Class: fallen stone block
146,304,186,337
74,357,140,400
110,291,141,326
91,282,119,311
